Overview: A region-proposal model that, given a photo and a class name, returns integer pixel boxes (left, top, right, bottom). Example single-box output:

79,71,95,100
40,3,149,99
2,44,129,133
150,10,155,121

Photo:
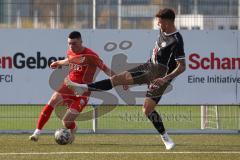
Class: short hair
68,31,81,39
155,8,175,21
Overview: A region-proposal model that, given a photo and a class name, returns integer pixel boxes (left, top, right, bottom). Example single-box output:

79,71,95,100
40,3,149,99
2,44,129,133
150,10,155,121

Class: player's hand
123,85,129,90
50,61,60,69
150,77,168,89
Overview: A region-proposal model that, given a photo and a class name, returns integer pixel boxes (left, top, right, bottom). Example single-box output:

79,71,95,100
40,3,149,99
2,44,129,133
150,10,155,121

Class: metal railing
0,0,239,30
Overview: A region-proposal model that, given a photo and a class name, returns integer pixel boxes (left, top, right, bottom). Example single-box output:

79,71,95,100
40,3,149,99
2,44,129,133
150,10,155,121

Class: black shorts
127,62,170,104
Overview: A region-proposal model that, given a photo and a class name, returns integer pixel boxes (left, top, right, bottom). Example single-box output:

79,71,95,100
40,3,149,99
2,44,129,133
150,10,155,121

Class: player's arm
93,55,115,77
101,63,116,77
163,59,186,81
152,59,185,87
50,58,69,69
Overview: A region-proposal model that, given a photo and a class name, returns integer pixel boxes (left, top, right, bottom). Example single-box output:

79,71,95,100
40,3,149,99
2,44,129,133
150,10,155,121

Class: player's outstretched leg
65,77,114,95
65,71,134,95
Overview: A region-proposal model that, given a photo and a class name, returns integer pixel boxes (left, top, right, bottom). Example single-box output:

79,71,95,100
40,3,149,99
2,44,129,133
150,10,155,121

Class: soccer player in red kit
29,31,116,142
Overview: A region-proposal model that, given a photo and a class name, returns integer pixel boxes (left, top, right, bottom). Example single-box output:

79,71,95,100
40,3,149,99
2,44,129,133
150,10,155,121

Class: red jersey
67,47,105,84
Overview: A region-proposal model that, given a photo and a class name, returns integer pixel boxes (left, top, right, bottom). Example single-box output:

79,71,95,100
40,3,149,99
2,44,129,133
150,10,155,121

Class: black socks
88,79,113,91
147,110,165,135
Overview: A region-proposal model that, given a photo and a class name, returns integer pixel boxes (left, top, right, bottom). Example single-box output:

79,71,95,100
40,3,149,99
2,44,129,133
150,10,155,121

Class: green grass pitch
0,105,239,160
0,134,239,160
0,105,238,130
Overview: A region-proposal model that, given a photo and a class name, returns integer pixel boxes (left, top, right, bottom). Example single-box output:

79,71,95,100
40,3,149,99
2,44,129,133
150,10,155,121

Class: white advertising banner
0,29,239,105
166,31,239,105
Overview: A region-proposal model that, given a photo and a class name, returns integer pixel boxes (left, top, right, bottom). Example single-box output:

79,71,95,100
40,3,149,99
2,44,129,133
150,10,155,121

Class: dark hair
155,8,175,21
68,31,81,39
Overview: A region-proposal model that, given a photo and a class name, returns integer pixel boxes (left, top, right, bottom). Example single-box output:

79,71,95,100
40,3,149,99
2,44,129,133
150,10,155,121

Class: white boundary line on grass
0,151,239,155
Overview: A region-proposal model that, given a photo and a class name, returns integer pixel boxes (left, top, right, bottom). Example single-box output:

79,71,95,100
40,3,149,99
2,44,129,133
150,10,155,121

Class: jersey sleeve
95,57,104,69
94,55,106,70
173,34,185,61
87,52,106,70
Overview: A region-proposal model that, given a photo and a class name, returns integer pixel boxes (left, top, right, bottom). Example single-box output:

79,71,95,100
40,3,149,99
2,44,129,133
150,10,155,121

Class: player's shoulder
67,49,77,59
67,49,73,55
172,31,184,44
83,47,101,61
84,48,99,56
174,31,183,38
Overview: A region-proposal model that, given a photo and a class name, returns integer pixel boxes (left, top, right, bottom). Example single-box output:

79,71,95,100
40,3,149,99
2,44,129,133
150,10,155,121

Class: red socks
67,122,76,130
36,104,54,130
37,104,76,131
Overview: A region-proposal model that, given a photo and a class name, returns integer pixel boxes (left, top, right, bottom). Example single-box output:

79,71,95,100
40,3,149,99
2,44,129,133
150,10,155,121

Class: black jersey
150,30,185,73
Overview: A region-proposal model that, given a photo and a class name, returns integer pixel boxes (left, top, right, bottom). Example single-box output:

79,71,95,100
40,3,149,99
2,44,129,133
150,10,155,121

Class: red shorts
57,84,90,112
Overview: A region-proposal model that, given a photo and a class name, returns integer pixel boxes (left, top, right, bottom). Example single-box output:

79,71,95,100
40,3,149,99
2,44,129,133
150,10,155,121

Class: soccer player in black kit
66,8,186,150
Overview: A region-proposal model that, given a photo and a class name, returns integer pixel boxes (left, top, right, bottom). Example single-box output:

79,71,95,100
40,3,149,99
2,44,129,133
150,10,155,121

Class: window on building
230,25,238,30
180,26,188,30
122,0,150,5
191,26,200,30
218,25,224,30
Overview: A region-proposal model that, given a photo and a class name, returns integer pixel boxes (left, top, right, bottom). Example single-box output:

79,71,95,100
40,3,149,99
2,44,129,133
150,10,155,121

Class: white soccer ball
54,128,73,145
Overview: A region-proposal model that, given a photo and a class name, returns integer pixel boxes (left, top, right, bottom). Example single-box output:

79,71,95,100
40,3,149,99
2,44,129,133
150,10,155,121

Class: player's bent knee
51,92,59,100
111,74,122,86
111,71,133,85
142,106,154,116
142,108,148,116
48,93,63,107
110,75,117,82
62,108,79,128
124,71,133,80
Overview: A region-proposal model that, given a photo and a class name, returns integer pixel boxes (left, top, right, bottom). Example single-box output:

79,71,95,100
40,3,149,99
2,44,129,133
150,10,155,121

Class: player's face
156,17,168,32
68,38,83,53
